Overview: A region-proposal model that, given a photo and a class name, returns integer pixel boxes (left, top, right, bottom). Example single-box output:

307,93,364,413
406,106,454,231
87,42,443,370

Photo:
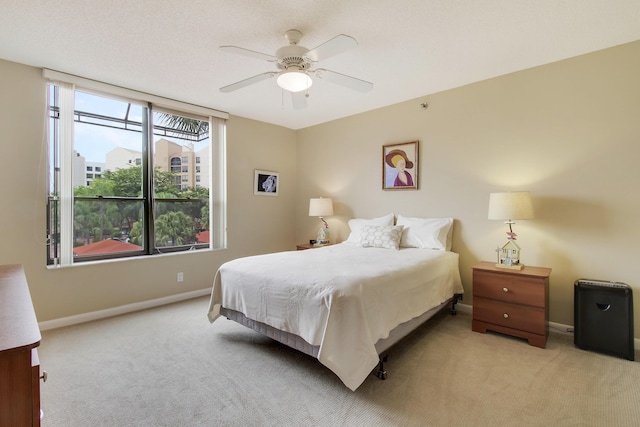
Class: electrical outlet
177,272,184,282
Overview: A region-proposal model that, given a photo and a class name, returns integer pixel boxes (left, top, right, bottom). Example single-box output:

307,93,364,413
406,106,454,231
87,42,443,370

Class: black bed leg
376,355,388,380
450,294,461,315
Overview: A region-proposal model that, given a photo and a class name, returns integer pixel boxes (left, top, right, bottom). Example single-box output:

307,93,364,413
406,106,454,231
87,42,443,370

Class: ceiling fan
219,29,373,108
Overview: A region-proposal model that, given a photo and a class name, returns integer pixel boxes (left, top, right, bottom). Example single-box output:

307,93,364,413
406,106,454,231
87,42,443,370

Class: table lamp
309,197,333,245
488,191,534,270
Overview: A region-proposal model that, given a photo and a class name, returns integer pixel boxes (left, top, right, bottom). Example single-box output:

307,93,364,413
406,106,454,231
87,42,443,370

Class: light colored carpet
39,296,640,426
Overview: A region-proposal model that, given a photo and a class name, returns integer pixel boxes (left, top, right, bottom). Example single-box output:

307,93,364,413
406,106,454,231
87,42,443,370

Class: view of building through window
47,87,212,264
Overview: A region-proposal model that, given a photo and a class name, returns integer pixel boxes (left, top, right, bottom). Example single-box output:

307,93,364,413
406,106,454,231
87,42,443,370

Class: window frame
44,69,228,266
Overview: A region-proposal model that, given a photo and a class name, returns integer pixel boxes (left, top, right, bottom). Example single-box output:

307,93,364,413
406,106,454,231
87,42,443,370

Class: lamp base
317,226,330,245
495,263,525,270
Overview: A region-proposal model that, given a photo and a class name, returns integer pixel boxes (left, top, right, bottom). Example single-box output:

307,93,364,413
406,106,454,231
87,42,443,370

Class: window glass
46,84,220,265
152,110,210,248
71,90,145,260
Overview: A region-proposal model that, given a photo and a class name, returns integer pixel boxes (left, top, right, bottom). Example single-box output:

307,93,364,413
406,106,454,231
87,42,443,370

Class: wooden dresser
0,264,42,427
472,261,551,348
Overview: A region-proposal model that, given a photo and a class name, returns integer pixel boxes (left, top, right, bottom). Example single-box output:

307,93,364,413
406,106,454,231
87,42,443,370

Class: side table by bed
296,243,332,250
472,261,551,348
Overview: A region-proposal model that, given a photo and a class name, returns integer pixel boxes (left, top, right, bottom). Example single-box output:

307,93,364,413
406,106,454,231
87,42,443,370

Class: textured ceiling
1,1,639,129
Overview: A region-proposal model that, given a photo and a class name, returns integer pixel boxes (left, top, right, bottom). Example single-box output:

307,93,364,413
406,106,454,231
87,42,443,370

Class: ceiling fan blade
314,69,373,92
220,45,277,62
219,72,277,93
291,91,307,109
306,34,358,62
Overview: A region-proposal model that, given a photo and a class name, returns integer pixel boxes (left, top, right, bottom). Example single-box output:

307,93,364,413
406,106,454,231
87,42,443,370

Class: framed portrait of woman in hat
382,141,418,190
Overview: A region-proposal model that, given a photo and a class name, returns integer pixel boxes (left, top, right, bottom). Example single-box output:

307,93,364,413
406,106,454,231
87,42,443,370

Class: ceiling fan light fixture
277,70,312,92
220,30,373,98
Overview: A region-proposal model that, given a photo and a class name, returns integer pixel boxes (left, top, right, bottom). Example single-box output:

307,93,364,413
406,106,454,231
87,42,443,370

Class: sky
73,90,209,163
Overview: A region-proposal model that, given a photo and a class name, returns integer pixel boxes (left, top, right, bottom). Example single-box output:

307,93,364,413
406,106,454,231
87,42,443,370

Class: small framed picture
382,141,418,190
254,170,279,196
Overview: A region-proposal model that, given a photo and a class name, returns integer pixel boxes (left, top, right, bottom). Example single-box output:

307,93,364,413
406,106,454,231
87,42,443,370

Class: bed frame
220,293,462,381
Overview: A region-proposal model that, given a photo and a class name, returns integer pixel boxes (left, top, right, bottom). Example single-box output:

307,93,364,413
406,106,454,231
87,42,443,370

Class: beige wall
296,41,640,334
2,41,639,336
0,58,297,321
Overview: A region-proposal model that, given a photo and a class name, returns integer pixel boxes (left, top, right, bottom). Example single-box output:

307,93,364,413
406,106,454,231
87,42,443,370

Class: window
170,157,181,172
45,70,227,266
87,166,93,172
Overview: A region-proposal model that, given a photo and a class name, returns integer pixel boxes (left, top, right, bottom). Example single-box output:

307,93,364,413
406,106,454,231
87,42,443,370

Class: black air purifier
574,279,634,361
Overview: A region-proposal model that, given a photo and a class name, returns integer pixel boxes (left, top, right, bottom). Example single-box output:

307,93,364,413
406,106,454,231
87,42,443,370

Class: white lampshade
309,198,333,217
488,192,534,220
277,70,312,92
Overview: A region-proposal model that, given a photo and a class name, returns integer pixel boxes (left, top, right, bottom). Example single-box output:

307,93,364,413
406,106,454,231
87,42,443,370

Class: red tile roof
196,230,209,243
73,239,142,256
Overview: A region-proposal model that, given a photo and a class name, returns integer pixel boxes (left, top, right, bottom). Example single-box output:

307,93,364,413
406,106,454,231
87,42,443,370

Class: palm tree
156,113,209,141
155,211,196,246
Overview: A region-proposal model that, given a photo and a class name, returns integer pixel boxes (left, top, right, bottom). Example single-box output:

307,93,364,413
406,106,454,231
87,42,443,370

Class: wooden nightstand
296,243,332,250
472,261,551,348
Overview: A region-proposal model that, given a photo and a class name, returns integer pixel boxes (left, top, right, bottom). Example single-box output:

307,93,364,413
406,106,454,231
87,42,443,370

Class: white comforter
208,243,463,390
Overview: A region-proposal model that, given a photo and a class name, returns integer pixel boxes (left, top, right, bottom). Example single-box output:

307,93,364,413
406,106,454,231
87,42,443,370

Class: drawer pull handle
503,313,509,319
40,370,48,382
502,287,509,293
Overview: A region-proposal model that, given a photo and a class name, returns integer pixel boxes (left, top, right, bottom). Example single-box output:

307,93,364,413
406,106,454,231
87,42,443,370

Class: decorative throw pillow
359,225,404,250
396,216,453,250
344,213,395,244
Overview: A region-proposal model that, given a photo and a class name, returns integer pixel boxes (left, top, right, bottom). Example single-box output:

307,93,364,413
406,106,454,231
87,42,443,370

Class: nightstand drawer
473,270,545,307
473,297,546,335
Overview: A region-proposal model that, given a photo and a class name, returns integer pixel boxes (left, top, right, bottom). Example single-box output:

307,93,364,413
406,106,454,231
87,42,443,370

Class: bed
208,214,464,391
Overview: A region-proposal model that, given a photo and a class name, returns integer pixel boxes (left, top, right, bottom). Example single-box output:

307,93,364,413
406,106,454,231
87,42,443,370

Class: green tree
102,168,142,197
172,186,209,230
154,169,179,195
154,211,196,246
200,204,210,230
74,163,210,248
129,222,143,246
74,178,115,197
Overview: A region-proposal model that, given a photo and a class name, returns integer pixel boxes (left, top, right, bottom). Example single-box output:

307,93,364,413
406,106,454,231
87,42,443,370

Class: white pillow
344,213,395,244
360,225,404,250
395,216,453,250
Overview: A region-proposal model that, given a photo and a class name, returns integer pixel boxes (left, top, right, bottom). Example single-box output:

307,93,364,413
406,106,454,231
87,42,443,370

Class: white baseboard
39,288,211,331
456,302,472,315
